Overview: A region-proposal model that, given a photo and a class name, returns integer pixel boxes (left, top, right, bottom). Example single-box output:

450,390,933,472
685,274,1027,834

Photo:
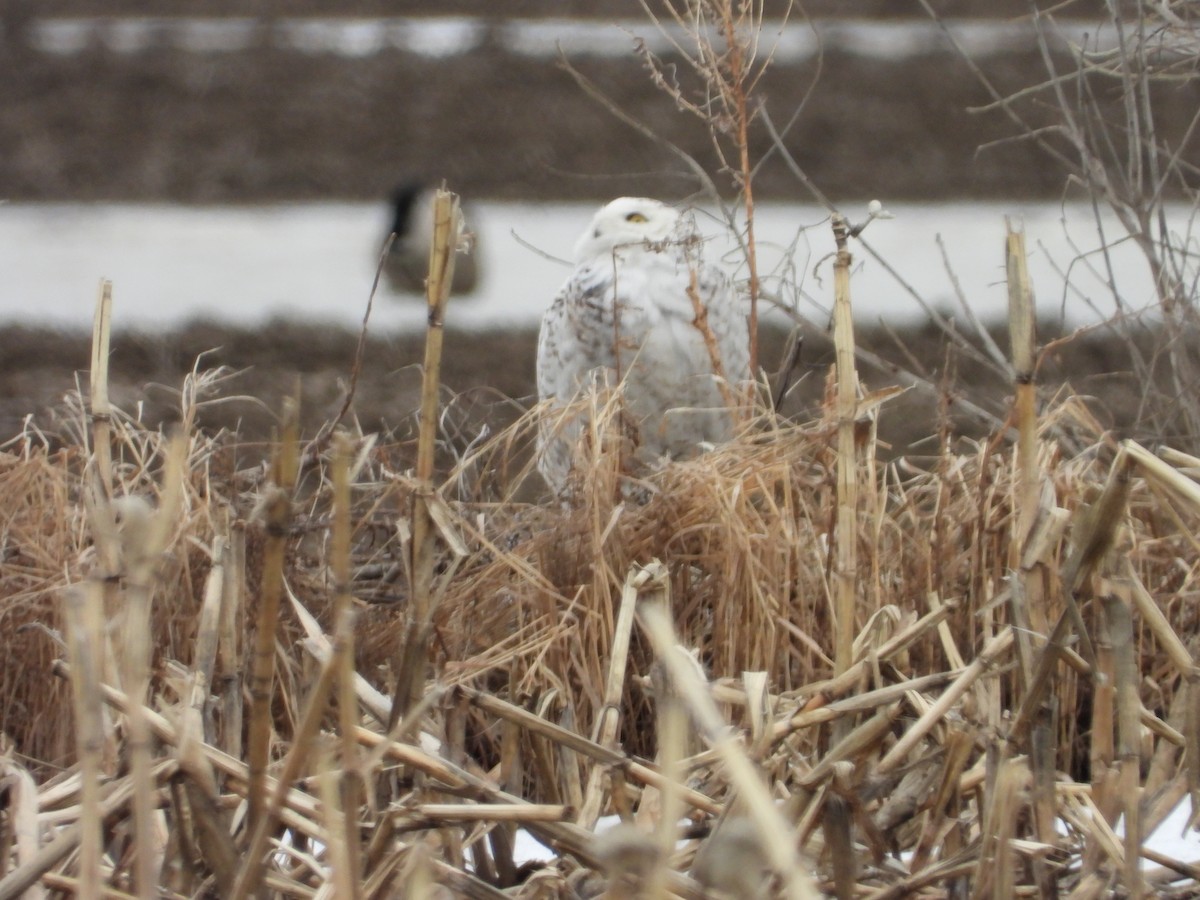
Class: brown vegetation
0,318,1164,460
0,225,1197,894
0,0,1198,895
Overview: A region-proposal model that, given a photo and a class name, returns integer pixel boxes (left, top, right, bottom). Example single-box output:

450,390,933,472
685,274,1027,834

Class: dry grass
0,214,1198,897
3,0,1200,886
1,2,1197,893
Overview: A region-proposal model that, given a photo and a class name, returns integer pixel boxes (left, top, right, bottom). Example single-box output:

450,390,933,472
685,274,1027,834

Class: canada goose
381,182,479,296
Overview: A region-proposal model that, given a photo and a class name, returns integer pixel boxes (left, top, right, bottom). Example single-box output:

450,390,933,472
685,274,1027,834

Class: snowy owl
536,197,750,495
382,182,479,295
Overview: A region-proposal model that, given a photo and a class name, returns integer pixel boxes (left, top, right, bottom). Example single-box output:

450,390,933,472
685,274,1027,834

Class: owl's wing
664,230,751,388
697,263,751,386
536,260,625,494
537,260,622,405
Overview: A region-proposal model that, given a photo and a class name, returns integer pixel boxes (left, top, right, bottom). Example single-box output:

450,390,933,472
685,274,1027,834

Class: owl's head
573,197,682,264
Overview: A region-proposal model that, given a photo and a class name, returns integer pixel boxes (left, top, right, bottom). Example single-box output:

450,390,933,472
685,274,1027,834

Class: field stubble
2,4,1200,889
0,252,1197,894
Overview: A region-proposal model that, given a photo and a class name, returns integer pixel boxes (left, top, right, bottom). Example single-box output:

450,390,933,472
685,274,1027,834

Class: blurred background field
1,0,1196,449
1,2,1188,204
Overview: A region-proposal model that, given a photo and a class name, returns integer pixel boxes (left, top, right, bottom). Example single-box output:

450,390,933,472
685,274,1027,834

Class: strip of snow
0,200,1187,333
24,16,1115,61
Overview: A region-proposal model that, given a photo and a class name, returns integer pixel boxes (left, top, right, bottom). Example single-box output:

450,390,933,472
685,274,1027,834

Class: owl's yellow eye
625,212,648,223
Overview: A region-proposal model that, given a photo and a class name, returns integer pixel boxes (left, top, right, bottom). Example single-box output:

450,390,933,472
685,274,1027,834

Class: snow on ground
0,200,1179,335
23,17,1116,62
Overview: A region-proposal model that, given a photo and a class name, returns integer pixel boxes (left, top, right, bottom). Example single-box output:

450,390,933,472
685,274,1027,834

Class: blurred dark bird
381,182,479,296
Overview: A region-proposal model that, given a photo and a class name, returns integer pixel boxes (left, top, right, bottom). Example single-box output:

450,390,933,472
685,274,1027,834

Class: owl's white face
572,197,681,264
